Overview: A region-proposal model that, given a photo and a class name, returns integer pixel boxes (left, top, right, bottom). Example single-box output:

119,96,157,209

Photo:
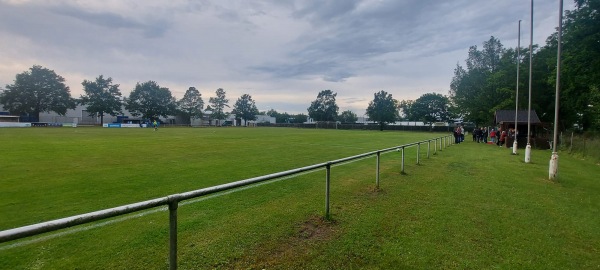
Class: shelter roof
494,110,541,124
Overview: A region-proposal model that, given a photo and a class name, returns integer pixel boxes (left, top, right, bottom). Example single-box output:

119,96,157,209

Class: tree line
450,0,600,132
0,67,260,125
0,65,453,129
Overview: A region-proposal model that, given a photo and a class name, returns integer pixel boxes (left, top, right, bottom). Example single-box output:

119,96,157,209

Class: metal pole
376,152,380,188
325,163,331,219
550,0,563,180
525,0,534,163
434,138,437,154
427,140,431,158
513,20,522,155
401,147,405,174
417,143,420,165
169,201,178,270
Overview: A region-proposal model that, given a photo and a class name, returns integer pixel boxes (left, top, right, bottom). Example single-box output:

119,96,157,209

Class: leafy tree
80,75,123,125
291,113,308,123
307,90,338,121
232,94,259,125
209,88,229,124
398,100,415,120
338,110,358,123
556,0,600,131
449,36,515,125
126,81,176,121
411,93,450,128
366,90,399,131
0,65,76,120
177,87,204,124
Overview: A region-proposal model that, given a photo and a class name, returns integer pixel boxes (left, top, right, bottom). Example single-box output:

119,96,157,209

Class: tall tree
177,87,204,125
557,0,600,130
307,90,338,122
449,36,514,125
0,65,76,121
411,93,450,128
232,94,259,125
398,100,415,120
208,88,229,124
80,75,123,125
366,90,400,131
126,81,175,121
338,110,358,123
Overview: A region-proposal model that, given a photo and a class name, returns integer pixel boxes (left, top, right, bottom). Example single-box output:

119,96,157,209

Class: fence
0,134,454,269
258,122,454,132
560,132,600,162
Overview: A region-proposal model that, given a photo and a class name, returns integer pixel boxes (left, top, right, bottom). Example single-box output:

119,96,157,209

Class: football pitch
1,127,598,269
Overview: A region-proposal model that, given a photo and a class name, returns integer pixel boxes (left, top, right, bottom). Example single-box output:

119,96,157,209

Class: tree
0,65,76,121
338,110,358,123
411,93,450,128
307,90,338,121
80,75,123,125
209,88,229,124
449,36,515,125
366,90,399,131
126,81,175,121
177,87,204,125
232,94,259,125
398,100,415,120
555,0,600,131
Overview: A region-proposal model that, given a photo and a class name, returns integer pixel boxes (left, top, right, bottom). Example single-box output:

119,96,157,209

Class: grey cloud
50,6,170,38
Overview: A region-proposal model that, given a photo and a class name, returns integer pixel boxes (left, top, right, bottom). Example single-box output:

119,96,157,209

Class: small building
494,110,548,149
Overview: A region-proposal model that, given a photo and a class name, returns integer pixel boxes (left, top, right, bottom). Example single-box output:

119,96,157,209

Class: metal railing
0,134,453,269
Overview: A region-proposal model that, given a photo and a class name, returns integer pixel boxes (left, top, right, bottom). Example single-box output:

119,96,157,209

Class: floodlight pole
549,0,563,180
525,0,534,163
513,20,522,155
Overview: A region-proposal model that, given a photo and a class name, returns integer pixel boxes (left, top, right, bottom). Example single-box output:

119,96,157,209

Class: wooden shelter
494,110,548,149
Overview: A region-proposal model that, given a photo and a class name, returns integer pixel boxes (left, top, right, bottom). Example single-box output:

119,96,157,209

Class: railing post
325,163,331,220
401,147,405,174
417,143,420,165
169,200,178,270
434,138,437,154
427,140,431,158
376,152,380,188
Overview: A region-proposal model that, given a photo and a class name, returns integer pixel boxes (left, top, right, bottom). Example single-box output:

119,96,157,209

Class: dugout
494,110,548,149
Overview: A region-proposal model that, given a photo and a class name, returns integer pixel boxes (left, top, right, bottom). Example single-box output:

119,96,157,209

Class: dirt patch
224,215,338,269
295,215,337,240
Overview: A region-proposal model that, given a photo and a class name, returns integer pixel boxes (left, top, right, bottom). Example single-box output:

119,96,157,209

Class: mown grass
0,127,598,269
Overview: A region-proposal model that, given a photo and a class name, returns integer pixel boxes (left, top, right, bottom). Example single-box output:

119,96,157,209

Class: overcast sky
0,0,572,115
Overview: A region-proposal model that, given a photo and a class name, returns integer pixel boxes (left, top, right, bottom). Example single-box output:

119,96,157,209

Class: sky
0,0,573,115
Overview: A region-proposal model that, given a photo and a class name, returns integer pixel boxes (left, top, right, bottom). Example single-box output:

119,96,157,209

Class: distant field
1,127,598,269
0,127,435,230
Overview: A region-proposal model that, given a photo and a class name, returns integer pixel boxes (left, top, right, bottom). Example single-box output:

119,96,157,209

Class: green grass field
1,127,598,269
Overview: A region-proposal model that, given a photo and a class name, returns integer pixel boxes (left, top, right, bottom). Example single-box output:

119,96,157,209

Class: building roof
494,110,541,124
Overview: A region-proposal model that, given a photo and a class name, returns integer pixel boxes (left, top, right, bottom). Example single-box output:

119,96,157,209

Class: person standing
499,129,507,147
153,120,158,131
490,129,496,144
496,128,502,146
483,127,488,143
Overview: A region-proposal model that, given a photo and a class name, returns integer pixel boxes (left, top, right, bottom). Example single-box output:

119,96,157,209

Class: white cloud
0,0,573,115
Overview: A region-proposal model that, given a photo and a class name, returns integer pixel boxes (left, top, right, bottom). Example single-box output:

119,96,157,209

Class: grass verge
0,127,598,269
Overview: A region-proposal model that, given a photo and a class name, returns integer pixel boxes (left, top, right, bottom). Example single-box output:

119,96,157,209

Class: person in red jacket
490,129,497,144
499,129,507,147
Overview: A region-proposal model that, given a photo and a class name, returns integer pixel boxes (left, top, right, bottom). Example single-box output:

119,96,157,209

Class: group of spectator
473,127,510,147
453,125,465,144
454,125,519,148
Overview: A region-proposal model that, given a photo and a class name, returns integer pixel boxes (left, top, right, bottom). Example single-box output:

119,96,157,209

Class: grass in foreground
1,127,598,269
